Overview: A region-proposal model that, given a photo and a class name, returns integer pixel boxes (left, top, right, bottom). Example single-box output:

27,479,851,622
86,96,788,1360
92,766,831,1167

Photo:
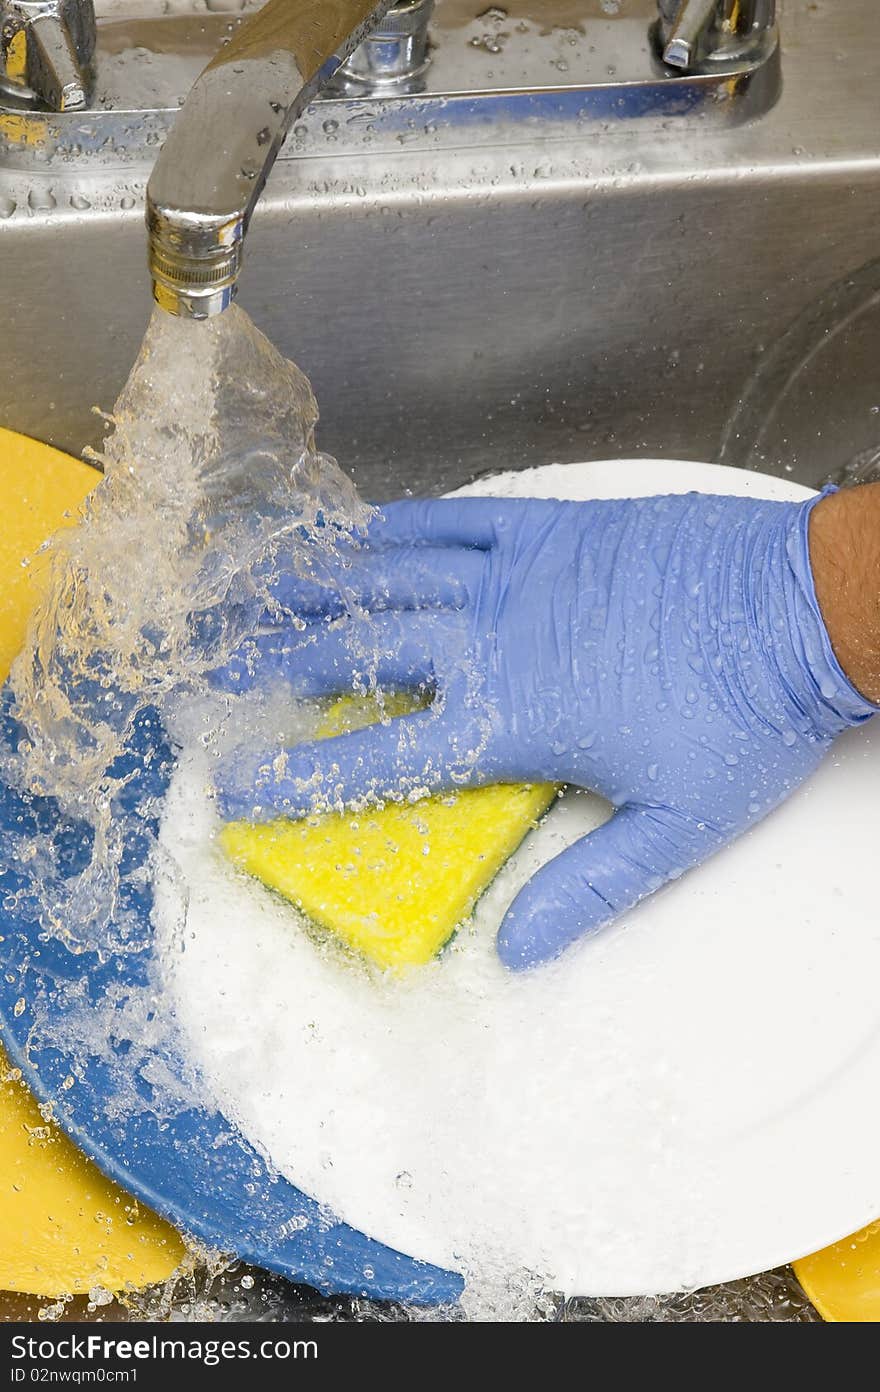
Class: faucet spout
145,0,398,319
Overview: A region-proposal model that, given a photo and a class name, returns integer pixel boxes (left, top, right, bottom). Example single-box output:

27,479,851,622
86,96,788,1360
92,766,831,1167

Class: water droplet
120,195,136,210
781,728,797,747
27,188,55,213
576,731,596,749
652,545,670,571
322,118,339,135
240,1273,254,1289
13,998,25,1018
69,193,91,211
0,194,16,219
396,1170,413,1188
723,752,738,766
646,763,658,782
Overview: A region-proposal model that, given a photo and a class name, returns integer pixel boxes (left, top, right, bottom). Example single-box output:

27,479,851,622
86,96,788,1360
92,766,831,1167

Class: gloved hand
216,490,876,970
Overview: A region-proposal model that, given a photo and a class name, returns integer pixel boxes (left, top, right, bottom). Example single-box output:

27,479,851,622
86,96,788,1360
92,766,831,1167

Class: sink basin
0,0,876,502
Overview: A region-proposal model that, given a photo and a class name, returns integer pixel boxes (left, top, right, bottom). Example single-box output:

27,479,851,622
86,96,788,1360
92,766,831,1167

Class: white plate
164,460,880,1296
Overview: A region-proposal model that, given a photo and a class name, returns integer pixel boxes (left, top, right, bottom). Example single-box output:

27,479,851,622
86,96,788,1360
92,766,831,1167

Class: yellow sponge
221,692,557,971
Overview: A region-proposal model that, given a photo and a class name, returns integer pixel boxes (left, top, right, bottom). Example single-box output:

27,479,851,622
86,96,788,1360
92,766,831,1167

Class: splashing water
3,304,368,958
0,303,372,1128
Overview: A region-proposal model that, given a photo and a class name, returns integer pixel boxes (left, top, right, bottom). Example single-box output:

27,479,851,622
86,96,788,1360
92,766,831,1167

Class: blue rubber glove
216,490,876,970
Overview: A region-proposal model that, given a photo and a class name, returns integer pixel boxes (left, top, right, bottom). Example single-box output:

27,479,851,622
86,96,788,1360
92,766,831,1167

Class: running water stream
4,305,368,958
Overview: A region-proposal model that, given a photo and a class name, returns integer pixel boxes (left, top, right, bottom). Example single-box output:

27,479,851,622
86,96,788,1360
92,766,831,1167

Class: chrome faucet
146,0,420,320
144,0,775,320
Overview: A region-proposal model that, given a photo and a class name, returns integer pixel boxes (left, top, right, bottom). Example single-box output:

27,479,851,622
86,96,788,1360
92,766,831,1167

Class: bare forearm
810,482,880,703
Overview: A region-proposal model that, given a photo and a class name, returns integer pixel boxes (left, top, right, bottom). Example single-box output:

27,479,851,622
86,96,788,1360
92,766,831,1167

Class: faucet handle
334,0,434,95
657,0,776,72
1,0,96,111
660,0,717,70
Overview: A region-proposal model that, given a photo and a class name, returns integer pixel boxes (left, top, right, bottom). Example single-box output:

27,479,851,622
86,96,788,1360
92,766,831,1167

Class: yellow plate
0,426,185,1297
794,1223,880,1322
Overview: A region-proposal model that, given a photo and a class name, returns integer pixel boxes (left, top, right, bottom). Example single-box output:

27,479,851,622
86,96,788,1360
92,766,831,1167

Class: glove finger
215,686,493,822
214,610,467,696
366,498,534,551
264,546,485,623
497,803,720,970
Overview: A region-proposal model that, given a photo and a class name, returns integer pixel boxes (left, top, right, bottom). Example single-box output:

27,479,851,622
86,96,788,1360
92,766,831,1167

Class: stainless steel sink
0,0,877,1325
0,0,876,504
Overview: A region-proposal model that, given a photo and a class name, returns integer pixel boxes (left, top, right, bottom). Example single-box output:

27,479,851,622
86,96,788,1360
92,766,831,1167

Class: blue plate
0,689,461,1305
